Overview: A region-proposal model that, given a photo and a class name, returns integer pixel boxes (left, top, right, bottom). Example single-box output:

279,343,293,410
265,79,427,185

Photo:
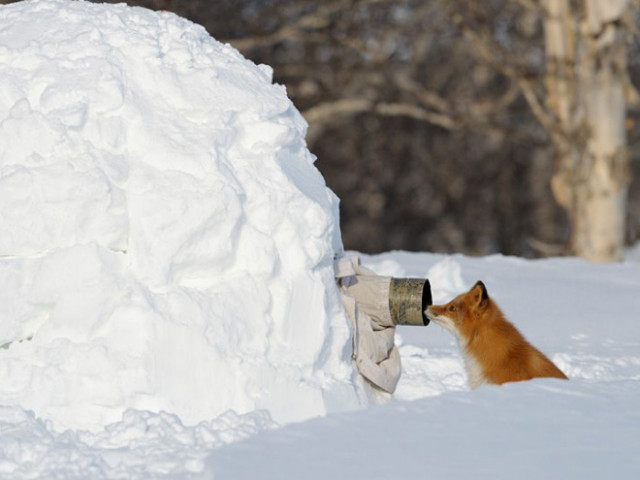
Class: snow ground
206,252,640,479
209,380,640,480
2,252,639,479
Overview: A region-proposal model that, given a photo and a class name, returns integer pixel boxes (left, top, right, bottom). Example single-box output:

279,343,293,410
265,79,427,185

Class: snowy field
207,251,640,480
1,1,639,479
2,251,639,479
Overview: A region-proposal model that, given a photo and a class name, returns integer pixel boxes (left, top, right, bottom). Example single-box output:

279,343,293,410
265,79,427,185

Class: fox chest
461,349,486,389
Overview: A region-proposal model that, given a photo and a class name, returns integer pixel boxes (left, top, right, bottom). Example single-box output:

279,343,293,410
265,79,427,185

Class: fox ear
471,281,489,307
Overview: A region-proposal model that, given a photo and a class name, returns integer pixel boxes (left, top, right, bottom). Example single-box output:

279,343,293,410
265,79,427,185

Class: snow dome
0,0,360,431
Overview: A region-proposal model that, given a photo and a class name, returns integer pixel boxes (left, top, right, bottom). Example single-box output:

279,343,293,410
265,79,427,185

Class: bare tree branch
452,12,571,149
513,0,549,16
374,102,459,129
222,0,392,51
303,98,458,128
303,97,459,145
392,73,451,113
469,83,522,118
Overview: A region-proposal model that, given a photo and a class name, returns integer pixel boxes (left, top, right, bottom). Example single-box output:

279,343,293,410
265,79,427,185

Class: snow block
0,0,359,431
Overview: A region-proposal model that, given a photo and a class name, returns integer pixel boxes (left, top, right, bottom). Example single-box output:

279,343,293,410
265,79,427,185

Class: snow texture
209,251,640,479
1,1,639,479
2,250,639,479
0,0,358,434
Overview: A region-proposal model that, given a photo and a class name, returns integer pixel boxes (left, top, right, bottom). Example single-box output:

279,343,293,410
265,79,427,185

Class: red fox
425,281,567,388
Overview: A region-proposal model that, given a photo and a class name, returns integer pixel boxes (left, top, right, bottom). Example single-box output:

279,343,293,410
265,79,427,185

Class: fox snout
424,304,445,322
424,305,441,321
425,305,457,334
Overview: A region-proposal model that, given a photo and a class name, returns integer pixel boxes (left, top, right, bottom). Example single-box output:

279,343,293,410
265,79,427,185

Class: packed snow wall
0,0,361,431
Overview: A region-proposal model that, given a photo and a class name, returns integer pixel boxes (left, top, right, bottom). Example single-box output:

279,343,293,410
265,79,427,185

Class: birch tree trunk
544,0,631,262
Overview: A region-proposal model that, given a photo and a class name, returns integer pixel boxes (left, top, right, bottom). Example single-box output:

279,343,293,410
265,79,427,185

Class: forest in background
3,0,639,258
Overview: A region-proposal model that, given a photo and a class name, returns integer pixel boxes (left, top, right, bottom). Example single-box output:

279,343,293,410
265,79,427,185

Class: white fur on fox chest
461,348,486,389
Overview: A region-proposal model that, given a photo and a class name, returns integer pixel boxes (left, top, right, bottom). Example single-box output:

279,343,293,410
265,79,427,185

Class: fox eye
448,305,457,312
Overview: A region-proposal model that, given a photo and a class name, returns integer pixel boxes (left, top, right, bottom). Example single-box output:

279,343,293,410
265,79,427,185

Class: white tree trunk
574,0,630,262
544,0,631,262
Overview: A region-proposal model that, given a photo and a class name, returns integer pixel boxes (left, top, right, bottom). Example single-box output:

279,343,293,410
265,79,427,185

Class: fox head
425,281,493,340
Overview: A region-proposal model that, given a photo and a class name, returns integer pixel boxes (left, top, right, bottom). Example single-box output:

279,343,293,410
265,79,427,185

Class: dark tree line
4,0,639,258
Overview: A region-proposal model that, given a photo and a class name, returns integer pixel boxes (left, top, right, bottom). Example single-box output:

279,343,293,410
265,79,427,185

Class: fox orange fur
425,281,567,388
